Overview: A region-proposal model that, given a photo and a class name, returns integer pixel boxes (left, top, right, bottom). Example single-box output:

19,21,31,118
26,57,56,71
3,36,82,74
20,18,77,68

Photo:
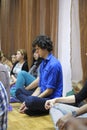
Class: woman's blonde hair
17,49,27,61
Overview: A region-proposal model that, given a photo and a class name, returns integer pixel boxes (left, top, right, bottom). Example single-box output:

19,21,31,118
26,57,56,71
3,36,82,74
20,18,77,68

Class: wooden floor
8,103,55,130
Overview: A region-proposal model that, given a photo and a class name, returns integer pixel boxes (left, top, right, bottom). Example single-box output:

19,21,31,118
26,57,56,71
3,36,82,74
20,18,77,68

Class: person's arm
45,81,87,110
55,95,75,104
38,88,53,98
10,75,17,85
57,104,87,130
32,87,41,96
59,117,87,130
77,118,87,126
25,77,39,90
32,87,53,98
75,81,87,104
75,103,87,116
45,95,75,110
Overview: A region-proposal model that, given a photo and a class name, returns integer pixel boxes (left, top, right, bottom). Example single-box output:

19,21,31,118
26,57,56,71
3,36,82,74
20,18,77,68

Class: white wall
58,0,72,96
58,0,82,96
71,0,83,82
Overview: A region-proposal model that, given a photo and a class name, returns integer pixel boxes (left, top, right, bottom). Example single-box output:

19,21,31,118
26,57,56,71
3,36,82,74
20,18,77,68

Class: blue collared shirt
39,53,63,99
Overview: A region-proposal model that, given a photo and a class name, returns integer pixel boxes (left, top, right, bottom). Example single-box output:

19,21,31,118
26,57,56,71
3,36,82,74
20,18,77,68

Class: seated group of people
10,48,42,101
0,35,87,130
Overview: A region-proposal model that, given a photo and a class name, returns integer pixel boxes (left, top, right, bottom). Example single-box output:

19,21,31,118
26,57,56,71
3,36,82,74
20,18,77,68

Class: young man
16,35,63,116
45,81,87,130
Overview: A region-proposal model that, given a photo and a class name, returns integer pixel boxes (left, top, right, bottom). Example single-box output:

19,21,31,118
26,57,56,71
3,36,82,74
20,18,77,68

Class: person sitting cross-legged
45,80,87,130
15,48,43,94
16,35,63,116
10,49,43,103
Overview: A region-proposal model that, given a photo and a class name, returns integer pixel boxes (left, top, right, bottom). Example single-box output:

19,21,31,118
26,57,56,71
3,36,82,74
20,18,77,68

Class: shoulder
23,61,29,67
49,56,62,69
13,61,18,67
22,61,29,71
23,61,28,65
0,63,7,71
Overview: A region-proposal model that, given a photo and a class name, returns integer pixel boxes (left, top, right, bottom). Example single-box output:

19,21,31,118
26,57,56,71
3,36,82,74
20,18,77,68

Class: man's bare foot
19,102,28,114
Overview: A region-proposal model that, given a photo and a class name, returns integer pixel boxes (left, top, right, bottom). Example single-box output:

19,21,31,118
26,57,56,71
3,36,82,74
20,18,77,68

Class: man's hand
56,113,72,130
45,99,56,110
57,117,87,130
19,102,28,114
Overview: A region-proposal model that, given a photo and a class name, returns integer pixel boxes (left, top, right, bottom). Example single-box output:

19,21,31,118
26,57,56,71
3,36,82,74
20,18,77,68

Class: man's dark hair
32,48,36,54
32,35,53,52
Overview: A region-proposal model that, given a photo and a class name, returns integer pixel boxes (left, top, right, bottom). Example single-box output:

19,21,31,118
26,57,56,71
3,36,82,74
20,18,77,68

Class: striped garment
0,82,8,130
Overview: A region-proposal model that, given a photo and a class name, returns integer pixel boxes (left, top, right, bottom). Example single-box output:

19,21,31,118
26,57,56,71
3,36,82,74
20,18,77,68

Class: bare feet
19,102,28,114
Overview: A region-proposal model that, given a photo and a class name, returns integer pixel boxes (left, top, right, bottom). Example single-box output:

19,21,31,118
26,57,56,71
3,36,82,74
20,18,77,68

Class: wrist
72,111,78,117
25,86,30,90
55,98,58,103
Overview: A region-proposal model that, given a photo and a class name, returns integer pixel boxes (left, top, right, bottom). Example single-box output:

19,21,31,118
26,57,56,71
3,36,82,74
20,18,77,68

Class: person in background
10,49,29,100
15,48,43,90
0,50,10,103
1,52,13,76
0,82,8,130
16,35,63,116
11,53,17,65
45,81,87,130
29,48,43,78
10,49,29,86
0,51,10,129
10,48,42,101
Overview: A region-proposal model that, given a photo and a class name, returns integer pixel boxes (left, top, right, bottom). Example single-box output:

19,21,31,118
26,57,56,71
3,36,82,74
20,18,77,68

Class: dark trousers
16,88,49,116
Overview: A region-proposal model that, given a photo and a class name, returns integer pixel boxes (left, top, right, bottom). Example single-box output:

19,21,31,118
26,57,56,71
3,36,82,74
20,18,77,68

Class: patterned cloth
0,82,8,130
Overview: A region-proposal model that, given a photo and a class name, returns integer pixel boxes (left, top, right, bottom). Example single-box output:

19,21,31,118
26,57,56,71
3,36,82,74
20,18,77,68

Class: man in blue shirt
16,35,63,116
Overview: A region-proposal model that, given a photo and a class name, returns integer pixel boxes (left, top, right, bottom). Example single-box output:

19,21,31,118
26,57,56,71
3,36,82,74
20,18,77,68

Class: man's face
35,45,45,58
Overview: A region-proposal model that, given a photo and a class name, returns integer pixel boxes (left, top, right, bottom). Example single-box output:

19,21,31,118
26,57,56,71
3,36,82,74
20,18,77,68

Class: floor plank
8,103,55,130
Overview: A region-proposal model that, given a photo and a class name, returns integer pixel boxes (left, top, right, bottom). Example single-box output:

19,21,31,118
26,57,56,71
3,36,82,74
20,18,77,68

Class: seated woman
0,50,12,111
28,48,43,78
10,49,29,85
45,81,87,130
0,51,10,101
16,49,42,89
1,53,13,76
10,49,29,99
10,49,42,101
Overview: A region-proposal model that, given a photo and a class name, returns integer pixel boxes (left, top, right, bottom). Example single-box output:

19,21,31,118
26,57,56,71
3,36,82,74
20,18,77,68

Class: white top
13,62,23,77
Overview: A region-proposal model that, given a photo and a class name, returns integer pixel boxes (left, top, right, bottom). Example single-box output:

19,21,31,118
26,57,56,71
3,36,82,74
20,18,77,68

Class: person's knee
25,96,35,108
15,88,22,97
64,117,87,130
20,71,27,76
17,71,24,77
